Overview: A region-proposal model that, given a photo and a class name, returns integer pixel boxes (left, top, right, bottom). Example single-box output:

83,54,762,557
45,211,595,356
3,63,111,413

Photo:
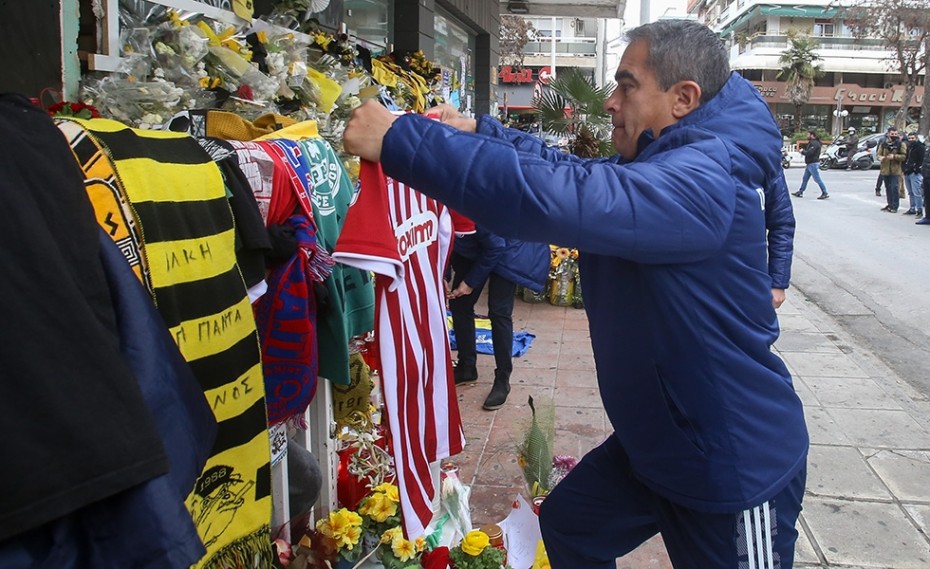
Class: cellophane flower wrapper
434,467,472,547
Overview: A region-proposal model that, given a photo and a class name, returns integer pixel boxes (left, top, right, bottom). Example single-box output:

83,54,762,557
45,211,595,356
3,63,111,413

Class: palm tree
777,33,825,133
533,68,615,157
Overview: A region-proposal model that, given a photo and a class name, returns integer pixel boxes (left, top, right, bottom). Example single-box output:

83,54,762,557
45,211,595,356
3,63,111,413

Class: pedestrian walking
902,132,924,216
792,130,829,199
344,19,808,569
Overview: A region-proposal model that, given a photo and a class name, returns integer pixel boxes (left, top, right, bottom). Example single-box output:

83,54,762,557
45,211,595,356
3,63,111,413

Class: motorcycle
819,137,876,170
782,148,791,169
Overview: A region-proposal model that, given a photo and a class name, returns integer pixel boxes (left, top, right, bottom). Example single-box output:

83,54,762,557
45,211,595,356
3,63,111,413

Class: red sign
538,66,553,85
499,66,534,84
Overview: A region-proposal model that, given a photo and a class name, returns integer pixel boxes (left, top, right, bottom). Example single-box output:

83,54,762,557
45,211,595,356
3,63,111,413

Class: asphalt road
781,162,930,398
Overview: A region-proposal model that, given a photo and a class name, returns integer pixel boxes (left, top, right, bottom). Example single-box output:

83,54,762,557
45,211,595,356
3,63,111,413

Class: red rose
237,84,254,100
70,102,82,113
421,546,450,569
47,101,66,114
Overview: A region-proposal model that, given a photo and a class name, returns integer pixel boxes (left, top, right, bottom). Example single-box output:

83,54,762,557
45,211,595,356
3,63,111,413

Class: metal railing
748,35,887,51
523,38,597,56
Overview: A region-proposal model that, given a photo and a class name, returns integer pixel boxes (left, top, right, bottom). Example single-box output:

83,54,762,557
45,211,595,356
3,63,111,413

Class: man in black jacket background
903,132,924,216
792,130,830,199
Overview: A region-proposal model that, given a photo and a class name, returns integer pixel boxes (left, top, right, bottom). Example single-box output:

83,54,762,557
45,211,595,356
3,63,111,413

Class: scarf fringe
198,525,273,569
305,242,336,282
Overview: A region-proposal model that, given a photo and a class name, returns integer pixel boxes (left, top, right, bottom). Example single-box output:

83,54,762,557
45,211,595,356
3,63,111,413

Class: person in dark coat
792,130,829,199
343,19,807,569
902,132,925,216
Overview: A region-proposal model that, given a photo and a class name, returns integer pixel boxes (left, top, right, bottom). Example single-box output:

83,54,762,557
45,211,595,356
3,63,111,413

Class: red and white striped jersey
333,160,464,539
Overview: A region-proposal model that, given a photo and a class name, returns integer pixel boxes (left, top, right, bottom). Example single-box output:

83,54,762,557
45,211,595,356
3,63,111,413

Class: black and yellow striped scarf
57,118,272,569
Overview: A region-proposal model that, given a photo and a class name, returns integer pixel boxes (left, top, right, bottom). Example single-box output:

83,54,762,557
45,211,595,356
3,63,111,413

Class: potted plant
447,530,506,569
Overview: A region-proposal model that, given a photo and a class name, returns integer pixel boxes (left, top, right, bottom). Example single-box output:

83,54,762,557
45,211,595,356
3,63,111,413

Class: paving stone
807,444,890,500
778,313,823,333
775,331,844,353
793,377,820,407
803,497,930,568
794,523,821,565
866,450,930,502
826,408,930,449
902,504,930,537
782,351,871,378
804,405,852,446
803,376,902,410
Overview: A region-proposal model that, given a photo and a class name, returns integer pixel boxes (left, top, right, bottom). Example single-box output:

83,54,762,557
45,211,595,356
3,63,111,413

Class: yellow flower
460,530,490,556
556,247,571,259
381,526,403,544
392,537,417,561
366,493,398,522
256,31,268,44
414,536,427,552
340,523,362,550
374,482,400,503
327,508,363,548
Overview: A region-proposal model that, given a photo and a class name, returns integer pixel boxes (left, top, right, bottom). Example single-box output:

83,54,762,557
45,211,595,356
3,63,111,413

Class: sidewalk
451,290,930,568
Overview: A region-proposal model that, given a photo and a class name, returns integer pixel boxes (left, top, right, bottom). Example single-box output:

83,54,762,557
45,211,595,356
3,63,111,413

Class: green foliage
533,68,614,157
448,544,506,569
777,34,824,133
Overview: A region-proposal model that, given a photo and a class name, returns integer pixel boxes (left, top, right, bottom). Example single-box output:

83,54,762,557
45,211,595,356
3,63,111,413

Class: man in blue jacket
344,19,807,569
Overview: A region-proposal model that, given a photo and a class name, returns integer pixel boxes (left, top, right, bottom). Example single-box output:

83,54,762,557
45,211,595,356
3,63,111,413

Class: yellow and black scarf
57,118,273,569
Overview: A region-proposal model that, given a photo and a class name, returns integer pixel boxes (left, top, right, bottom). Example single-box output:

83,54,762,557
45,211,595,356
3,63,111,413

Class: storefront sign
751,81,925,108
499,66,534,84
835,86,924,104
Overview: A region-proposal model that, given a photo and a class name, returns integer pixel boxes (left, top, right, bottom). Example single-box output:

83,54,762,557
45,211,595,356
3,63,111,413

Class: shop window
344,0,392,48
434,8,477,113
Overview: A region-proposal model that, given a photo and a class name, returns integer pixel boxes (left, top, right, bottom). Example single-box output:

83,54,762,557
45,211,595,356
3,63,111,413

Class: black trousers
448,252,516,375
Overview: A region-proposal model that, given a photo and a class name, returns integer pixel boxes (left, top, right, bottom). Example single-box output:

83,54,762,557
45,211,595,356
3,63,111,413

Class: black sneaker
792,191,803,197
916,217,930,225
881,206,892,212
817,193,830,200
453,364,478,385
903,209,917,215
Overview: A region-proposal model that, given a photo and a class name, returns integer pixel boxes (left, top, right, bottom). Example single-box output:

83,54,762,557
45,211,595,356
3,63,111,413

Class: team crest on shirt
395,211,439,260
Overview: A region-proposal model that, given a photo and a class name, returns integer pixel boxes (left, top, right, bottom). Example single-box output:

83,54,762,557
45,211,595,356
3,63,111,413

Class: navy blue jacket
454,226,549,292
380,73,807,512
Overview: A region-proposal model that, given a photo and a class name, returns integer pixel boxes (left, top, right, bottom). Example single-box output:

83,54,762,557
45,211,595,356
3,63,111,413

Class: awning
720,7,758,37
759,5,837,18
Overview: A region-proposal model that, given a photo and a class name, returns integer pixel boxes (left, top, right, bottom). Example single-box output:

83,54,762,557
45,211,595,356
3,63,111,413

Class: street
782,164,930,398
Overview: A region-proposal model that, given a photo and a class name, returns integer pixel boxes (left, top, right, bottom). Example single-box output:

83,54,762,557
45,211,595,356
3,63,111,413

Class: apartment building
688,0,926,135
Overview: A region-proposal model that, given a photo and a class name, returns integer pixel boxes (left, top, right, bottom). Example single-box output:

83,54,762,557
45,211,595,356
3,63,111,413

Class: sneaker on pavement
917,217,930,225
881,205,892,211
817,193,830,200
792,191,803,197
903,209,917,215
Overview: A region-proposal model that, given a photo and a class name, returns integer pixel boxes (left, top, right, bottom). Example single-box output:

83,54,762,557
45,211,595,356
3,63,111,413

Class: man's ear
670,80,702,119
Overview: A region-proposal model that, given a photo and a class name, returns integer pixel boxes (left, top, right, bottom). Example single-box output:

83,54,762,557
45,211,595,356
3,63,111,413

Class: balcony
746,35,888,52
523,38,597,56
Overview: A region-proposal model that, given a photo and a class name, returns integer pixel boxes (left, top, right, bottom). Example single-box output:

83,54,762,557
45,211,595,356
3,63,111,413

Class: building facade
687,0,926,135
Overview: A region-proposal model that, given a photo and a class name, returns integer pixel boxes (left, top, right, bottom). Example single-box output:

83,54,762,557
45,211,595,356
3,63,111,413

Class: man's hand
343,100,398,161
425,104,477,133
772,288,786,309
446,281,474,300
